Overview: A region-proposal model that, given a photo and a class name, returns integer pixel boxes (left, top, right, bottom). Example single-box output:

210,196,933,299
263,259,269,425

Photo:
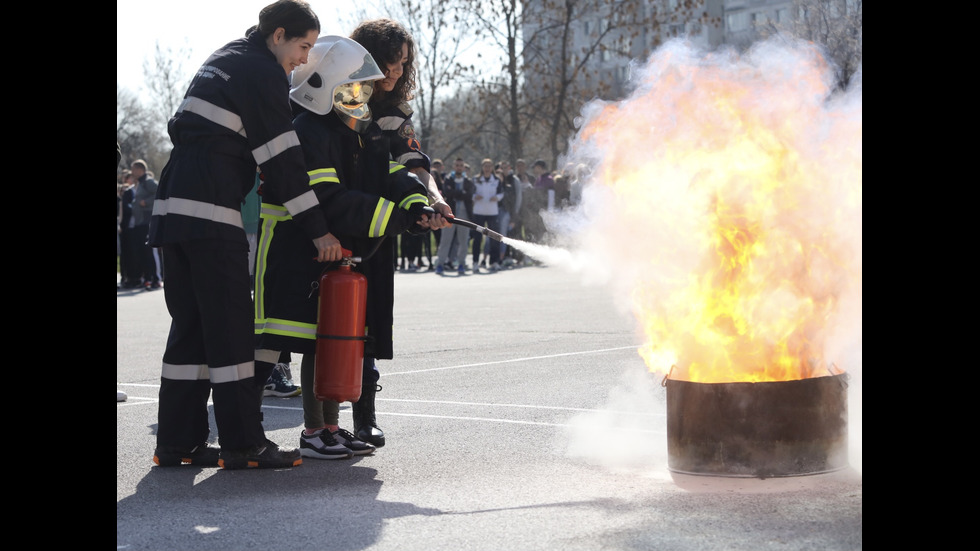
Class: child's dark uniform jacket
255,109,429,360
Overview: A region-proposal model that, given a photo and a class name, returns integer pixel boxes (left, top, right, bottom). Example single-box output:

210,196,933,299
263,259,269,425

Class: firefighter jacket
148,32,328,248
254,109,429,359
373,102,431,173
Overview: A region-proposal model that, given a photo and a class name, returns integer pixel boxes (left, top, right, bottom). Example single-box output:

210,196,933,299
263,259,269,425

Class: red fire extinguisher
314,248,367,402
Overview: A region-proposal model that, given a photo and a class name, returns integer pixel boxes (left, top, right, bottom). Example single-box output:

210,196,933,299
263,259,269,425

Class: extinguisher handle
340,248,363,265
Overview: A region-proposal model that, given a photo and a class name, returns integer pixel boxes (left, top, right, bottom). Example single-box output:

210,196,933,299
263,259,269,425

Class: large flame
568,38,861,383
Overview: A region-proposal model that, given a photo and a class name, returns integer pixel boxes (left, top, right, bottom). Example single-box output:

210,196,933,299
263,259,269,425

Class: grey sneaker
331,428,376,456
300,429,354,460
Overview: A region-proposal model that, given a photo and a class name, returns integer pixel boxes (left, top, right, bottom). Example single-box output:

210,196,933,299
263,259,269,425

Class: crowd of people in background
397,155,583,275
117,159,164,291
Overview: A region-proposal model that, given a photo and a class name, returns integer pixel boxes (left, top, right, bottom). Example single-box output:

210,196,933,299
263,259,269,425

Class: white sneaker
117,390,128,402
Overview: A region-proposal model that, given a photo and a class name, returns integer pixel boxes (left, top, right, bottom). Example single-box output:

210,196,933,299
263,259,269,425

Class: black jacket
442,172,475,217
148,31,327,247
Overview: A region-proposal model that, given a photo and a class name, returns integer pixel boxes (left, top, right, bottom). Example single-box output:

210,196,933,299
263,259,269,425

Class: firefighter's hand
424,201,452,230
312,232,343,262
405,204,432,234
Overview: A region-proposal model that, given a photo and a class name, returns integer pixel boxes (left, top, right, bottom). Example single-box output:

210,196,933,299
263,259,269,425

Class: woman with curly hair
345,19,453,446
351,19,452,223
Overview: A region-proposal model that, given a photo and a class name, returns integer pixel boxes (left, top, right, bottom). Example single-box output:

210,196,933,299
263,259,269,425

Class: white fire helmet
289,36,385,133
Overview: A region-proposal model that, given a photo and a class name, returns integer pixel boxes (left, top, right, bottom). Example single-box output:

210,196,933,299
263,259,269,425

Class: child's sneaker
331,428,376,456
299,429,354,460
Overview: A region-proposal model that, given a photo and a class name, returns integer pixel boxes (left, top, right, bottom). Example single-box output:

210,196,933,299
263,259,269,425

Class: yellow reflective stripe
178,97,246,137
259,203,290,220
152,197,244,229
369,199,395,237
254,318,317,340
161,362,255,383
388,161,406,174
399,193,428,209
253,212,279,321
283,189,319,217
161,363,209,381
309,168,339,185
252,130,300,165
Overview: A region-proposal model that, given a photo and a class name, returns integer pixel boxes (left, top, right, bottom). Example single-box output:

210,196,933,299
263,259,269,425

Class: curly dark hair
350,18,417,110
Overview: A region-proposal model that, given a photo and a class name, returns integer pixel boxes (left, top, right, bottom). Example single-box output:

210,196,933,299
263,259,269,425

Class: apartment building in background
524,0,795,99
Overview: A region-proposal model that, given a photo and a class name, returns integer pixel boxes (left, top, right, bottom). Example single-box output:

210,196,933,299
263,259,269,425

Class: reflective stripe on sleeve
309,168,339,185
178,97,247,137
375,115,403,131
396,151,425,166
388,161,406,174
399,193,428,209
252,130,300,166
152,197,244,229
369,199,396,238
283,189,319,218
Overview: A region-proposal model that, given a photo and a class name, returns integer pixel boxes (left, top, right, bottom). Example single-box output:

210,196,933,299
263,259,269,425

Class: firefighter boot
353,382,385,448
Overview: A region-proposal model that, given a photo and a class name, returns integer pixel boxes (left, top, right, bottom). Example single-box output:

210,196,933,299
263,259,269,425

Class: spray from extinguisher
314,248,368,403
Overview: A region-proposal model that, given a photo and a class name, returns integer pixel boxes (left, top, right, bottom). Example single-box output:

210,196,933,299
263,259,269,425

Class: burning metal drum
664,373,848,478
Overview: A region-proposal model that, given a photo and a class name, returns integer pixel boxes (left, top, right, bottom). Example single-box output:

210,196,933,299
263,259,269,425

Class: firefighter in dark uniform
254,36,434,453
147,1,342,470
351,18,454,226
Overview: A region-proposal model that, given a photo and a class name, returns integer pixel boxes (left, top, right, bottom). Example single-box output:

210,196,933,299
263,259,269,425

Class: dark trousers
130,224,160,284
120,226,142,284
156,238,266,451
470,214,500,266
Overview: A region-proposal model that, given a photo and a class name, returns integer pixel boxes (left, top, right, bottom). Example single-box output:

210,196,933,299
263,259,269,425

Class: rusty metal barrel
664,373,849,478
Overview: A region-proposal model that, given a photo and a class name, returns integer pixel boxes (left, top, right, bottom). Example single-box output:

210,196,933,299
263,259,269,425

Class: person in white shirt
470,158,504,273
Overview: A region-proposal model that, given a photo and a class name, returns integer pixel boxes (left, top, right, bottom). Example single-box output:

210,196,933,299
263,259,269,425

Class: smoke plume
528,37,861,475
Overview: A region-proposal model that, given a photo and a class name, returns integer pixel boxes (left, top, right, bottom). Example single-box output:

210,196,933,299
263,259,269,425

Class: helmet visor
334,80,374,121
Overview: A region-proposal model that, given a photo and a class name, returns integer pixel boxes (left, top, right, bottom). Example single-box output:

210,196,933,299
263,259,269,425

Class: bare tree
791,0,861,91
759,0,862,92
117,40,195,174
116,84,170,175
520,0,708,168
143,41,194,127
466,0,528,164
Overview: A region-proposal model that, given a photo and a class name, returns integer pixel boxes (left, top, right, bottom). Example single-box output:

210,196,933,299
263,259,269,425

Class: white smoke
534,37,861,475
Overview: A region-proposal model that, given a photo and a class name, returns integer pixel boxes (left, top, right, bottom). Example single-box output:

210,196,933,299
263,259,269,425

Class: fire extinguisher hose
423,206,505,242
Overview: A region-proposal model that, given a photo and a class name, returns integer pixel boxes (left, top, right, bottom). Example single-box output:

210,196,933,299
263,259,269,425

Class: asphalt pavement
117,261,862,551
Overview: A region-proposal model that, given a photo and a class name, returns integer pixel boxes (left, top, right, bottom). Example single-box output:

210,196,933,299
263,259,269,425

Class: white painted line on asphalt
380,398,665,417
385,345,642,376
117,397,664,418
379,411,667,433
